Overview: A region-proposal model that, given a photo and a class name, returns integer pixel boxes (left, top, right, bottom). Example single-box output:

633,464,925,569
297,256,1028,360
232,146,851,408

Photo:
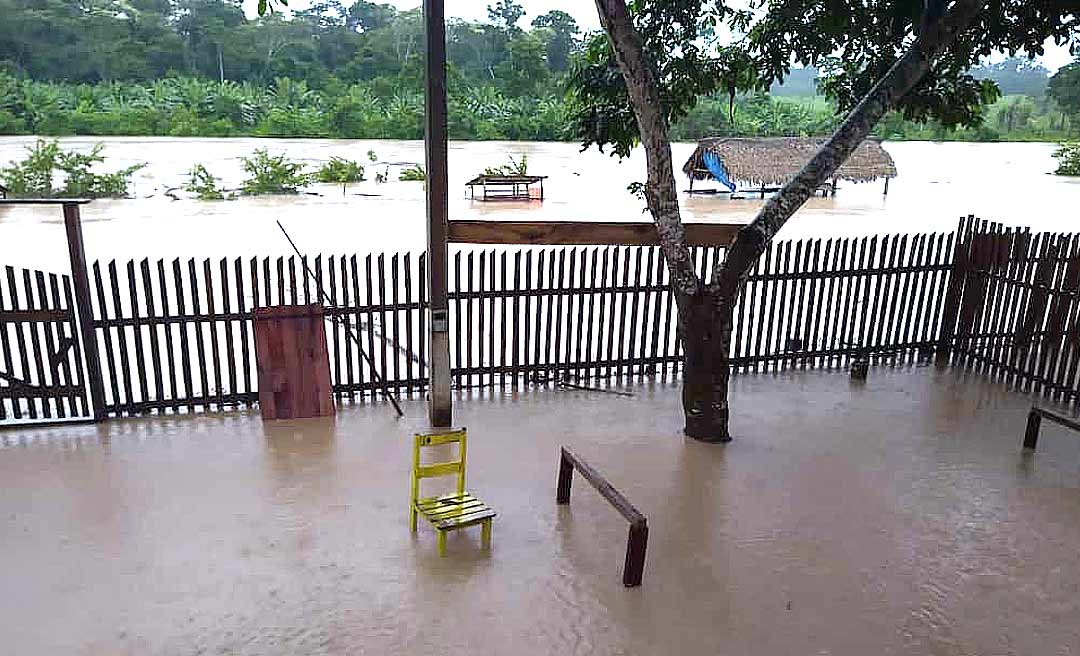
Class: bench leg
481,519,492,549
437,531,447,557
1024,411,1042,450
410,507,418,533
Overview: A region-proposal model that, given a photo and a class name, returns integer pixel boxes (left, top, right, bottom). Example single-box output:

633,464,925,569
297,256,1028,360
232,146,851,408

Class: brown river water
0,137,1078,272
2,368,1080,654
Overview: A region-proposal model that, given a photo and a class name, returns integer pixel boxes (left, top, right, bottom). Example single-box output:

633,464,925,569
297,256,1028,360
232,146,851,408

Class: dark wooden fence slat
403,253,415,395
187,259,210,409
173,260,195,412
219,258,238,403
157,260,179,403
236,258,252,401
60,275,88,417
141,259,165,409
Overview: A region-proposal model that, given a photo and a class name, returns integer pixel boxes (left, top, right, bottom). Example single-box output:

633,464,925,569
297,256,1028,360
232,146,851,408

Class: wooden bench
1023,405,1080,450
410,428,495,556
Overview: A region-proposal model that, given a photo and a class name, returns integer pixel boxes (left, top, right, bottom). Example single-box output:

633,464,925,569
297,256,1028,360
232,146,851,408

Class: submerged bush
315,157,365,183
0,138,144,198
239,149,311,195
399,164,425,181
1054,143,1080,176
184,163,230,200
482,153,528,176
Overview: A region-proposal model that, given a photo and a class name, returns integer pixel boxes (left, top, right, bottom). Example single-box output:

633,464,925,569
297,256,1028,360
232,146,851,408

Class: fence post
936,216,974,367
423,0,452,427
63,202,106,421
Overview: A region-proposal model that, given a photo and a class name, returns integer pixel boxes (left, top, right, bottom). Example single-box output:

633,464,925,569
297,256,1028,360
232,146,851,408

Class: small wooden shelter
466,174,546,202
683,137,898,196
0,183,8,199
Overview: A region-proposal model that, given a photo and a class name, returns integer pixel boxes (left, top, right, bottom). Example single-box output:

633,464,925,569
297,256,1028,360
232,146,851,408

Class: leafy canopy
1049,61,1080,116
568,0,1080,158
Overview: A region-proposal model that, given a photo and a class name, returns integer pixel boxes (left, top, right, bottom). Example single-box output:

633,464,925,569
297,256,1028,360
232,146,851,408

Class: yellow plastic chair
410,428,495,556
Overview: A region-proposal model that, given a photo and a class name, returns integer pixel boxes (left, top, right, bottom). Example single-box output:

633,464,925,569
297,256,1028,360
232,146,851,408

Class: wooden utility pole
423,0,452,426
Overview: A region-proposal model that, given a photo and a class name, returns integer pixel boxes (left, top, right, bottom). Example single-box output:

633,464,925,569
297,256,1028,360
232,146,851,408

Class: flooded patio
3,366,1080,655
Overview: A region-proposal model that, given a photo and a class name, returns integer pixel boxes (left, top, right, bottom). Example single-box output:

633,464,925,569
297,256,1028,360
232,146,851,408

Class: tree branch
711,0,988,303
593,0,700,298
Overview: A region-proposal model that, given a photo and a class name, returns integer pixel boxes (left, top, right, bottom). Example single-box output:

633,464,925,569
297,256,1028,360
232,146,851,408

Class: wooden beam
63,203,106,422
448,221,742,246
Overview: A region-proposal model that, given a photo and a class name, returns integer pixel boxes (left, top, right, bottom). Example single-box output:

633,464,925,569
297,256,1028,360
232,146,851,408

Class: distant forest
0,0,1076,142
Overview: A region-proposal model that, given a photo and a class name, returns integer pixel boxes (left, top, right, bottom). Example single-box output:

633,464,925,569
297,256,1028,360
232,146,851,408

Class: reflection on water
0,137,1076,274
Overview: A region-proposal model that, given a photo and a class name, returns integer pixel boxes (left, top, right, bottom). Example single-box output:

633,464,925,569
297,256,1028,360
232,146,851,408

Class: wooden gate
0,265,91,424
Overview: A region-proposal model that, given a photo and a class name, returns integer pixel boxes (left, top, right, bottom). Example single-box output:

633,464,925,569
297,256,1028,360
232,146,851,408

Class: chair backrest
411,428,467,506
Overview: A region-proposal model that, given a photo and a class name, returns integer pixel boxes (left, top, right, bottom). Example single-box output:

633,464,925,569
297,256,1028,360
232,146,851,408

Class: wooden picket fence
12,217,1080,422
82,231,959,417
940,218,1080,403
0,266,89,421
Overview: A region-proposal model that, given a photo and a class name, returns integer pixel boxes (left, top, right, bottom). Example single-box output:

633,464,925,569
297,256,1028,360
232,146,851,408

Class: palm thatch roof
683,137,897,187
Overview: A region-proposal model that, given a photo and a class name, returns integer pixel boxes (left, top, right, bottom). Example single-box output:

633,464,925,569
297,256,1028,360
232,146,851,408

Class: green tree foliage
569,0,1079,159
1049,62,1080,118
0,1,1075,144
531,11,579,73
486,1,524,32
0,139,143,198
1054,143,1080,176
240,149,312,195
971,58,1052,97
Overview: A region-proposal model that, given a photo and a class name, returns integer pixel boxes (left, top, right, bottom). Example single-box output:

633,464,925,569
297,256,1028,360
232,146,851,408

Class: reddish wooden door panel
253,305,334,420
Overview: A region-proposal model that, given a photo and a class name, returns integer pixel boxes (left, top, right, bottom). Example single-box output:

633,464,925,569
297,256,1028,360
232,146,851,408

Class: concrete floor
2,367,1080,655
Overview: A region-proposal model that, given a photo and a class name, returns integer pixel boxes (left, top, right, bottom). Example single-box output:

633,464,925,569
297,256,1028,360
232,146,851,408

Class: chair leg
410,508,418,533
437,531,447,557
481,519,492,548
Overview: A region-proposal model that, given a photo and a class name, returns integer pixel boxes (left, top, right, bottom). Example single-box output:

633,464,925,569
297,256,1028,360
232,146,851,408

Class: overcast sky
247,1,1075,72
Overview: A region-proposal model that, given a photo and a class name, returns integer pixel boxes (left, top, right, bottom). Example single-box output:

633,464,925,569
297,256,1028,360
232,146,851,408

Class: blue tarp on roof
702,151,737,192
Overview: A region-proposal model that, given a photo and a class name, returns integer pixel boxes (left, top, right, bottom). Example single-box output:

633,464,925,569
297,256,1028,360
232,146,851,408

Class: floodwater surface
2,367,1080,655
0,138,1076,273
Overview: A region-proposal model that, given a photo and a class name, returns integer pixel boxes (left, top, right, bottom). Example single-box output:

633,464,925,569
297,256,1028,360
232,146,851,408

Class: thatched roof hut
683,137,897,189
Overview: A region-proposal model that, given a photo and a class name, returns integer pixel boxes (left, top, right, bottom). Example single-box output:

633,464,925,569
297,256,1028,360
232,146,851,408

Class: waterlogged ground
2,367,1080,655
0,138,1077,272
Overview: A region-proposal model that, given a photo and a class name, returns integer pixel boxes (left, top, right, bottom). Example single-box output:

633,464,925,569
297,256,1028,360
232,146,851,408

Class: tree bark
594,0,987,443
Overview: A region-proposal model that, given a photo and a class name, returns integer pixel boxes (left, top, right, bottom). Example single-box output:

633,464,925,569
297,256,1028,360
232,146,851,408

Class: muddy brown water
0,138,1077,273
2,366,1080,655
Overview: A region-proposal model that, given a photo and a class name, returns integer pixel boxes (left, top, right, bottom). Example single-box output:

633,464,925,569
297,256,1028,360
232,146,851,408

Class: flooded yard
3,366,1080,655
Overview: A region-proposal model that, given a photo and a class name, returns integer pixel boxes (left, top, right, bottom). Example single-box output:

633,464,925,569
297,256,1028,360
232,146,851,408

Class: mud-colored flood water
1,138,1077,273
3,367,1080,655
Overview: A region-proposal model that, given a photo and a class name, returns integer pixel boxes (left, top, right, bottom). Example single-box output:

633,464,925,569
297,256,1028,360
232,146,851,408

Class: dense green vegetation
0,139,143,198
316,157,366,183
0,1,1077,143
1055,143,1080,176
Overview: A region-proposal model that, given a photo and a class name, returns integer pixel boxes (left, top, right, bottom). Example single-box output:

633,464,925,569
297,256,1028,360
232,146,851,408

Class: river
0,137,1076,271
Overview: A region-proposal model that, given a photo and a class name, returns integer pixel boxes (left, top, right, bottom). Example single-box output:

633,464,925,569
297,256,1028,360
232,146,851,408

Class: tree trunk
594,0,986,443
680,289,732,442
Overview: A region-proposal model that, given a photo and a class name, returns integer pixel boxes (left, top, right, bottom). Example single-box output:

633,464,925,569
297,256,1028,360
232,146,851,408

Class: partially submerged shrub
482,153,528,176
1054,143,1080,176
239,149,311,195
184,163,230,200
0,139,144,198
316,156,365,183
399,164,425,181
